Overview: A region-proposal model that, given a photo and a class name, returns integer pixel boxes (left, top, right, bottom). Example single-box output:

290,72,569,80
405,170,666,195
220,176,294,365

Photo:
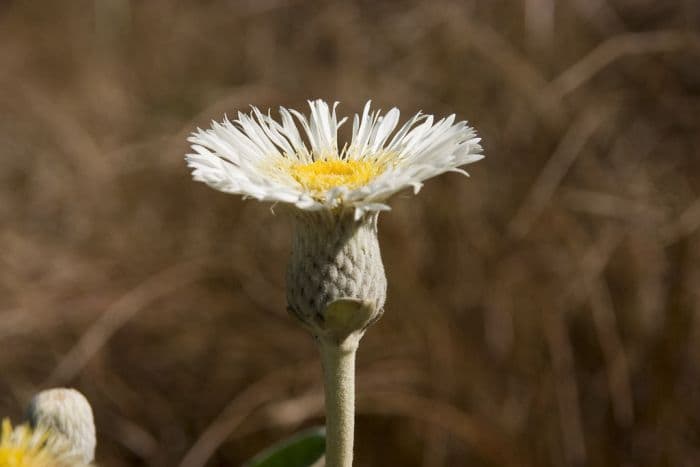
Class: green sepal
322,298,374,342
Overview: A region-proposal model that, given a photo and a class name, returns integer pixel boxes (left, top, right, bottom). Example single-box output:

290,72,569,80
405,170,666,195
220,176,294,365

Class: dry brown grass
1,1,700,465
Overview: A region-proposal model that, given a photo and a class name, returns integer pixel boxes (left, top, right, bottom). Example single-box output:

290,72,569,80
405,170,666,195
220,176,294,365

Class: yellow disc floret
0,419,52,467
291,159,382,195
0,419,78,467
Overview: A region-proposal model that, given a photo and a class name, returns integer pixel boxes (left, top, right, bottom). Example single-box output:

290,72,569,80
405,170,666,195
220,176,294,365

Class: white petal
185,99,483,217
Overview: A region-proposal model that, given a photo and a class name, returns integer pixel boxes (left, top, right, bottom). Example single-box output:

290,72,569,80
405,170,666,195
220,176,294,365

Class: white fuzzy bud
286,210,387,344
27,388,97,464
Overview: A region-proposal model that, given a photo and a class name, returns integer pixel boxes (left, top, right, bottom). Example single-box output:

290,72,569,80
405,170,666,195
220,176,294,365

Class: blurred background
1,0,699,466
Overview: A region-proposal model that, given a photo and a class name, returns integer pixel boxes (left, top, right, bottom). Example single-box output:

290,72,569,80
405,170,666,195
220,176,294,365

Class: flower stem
318,336,359,467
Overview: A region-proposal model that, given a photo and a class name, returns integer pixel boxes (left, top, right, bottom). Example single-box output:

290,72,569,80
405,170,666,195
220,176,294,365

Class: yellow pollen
290,159,382,194
0,419,55,467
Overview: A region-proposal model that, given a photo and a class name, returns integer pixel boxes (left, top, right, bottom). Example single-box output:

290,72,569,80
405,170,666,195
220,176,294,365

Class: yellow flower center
290,159,382,194
0,420,54,467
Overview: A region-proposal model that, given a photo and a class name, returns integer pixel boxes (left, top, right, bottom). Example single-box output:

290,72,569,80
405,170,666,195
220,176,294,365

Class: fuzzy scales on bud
27,388,97,465
287,210,387,345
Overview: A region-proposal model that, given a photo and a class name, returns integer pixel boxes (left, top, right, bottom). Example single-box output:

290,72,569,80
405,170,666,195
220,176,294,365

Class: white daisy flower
186,99,483,219
187,100,484,466
0,419,91,467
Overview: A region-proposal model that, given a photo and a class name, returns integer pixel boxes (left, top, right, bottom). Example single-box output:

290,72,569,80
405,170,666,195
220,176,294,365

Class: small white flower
187,100,483,219
0,418,89,467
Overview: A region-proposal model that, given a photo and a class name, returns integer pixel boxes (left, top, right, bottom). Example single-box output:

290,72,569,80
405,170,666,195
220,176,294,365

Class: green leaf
244,427,326,467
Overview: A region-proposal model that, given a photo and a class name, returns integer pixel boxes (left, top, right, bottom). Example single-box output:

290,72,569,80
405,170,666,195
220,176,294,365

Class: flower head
187,100,483,219
0,419,84,467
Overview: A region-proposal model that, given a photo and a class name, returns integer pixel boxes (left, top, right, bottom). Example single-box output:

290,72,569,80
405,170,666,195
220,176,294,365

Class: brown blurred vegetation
1,0,700,466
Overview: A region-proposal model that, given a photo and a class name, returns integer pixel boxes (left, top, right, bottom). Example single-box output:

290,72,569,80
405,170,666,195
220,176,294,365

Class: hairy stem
318,336,359,467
